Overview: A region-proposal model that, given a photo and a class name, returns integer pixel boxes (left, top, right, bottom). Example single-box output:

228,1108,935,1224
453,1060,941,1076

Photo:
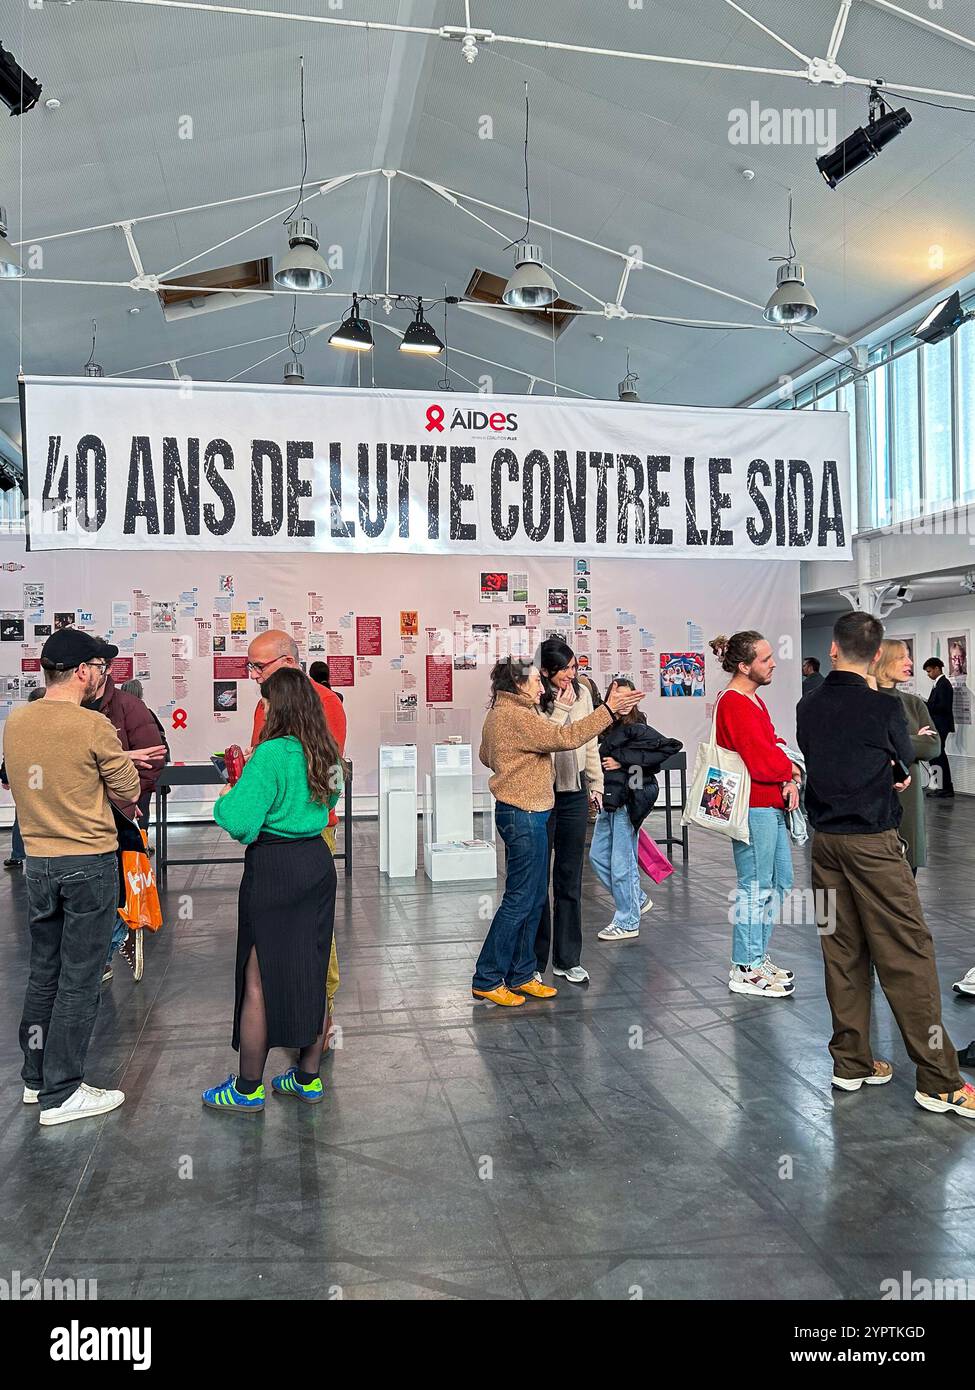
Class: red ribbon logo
425,404,445,433
172,708,188,730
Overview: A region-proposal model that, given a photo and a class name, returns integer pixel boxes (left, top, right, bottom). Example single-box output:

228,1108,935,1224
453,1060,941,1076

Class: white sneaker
763,953,794,982
554,965,590,984
23,1086,39,1104
953,967,975,996
101,966,113,984
728,964,794,998
598,923,639,942
38,1082,125,1126
640,894,653,916
532,971,543,983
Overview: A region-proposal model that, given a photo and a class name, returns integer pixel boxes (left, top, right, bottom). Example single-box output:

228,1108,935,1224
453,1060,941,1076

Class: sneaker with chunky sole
914,1082,975,1120
832,1060,893,1091
512,978,558,999
598,923,639,942
202,1074,265,1113
728,964,794,998
472,984,525,1007
952,967,975,997
553,965,589,984
640,894,653,916
23,1086,39,1104
272,1068,324,1105
763,953,794,982
39,1083,125,1126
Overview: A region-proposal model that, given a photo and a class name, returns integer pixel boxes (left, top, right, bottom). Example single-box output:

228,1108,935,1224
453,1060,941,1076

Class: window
922,334,953,513
869,349,890,527
959,314,975,503
890,334,920,521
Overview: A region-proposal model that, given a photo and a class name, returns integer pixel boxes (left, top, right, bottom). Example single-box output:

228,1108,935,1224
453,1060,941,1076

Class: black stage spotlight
0,43,42,115
913,291,975,346
816,87,911,189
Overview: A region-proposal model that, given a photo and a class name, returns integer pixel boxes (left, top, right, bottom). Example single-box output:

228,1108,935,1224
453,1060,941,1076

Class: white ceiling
2,0,975,441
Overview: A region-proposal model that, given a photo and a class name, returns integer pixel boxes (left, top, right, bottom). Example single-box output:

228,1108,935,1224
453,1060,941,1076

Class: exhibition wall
0,539,802,818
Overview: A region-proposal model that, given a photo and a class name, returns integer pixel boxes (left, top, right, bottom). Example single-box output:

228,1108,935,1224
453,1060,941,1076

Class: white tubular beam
826,1,854,62
10,170,380,248
862,0,975,55
118,222,146,278
722,0,812,62
616,260,634,307
158,198,312,281
373,320,592,398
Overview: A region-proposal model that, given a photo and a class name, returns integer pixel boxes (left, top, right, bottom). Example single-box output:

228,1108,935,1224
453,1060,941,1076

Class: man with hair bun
797,612,973,1119
710,630,800,999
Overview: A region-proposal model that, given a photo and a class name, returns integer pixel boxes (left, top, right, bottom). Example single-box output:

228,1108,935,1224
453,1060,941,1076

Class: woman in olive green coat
871,640,941,873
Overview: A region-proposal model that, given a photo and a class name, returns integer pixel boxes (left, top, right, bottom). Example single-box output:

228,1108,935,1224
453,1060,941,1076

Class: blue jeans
10,815,24,861
730,808,793,968
589,809,643,928
106,915,128,967
19,852,120,1108
473,804,550,992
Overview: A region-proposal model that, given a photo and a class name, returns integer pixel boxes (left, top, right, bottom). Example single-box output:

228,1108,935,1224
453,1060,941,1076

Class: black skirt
231,831,336,1051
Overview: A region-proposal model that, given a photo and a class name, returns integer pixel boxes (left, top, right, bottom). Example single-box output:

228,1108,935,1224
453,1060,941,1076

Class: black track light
400,299,444,356
329,295,374,352
816,86,911,189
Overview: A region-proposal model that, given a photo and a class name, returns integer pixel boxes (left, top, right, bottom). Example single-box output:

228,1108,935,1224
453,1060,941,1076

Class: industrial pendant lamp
83,319,103,377
283,296,308,383
0,207,23,279
617,350,639,402
274,57,332,292
400,298,444,355
502,84,558,309
329,294,374,352
764,191,817,325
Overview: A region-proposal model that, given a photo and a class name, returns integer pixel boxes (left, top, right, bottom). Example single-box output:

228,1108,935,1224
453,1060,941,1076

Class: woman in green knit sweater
202,668,344,1113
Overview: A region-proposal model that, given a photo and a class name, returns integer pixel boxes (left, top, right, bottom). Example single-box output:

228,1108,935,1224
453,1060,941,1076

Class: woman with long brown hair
202,667,344,1113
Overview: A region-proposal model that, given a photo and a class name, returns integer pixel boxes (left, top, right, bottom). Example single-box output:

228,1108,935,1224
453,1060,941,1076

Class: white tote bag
681,690,752,844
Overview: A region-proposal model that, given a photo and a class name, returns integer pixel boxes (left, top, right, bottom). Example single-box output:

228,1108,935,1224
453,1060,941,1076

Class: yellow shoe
472,984,525,1007
512,978,558,999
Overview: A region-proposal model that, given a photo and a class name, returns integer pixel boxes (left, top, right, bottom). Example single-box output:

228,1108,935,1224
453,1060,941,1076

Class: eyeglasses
246,655,286,675
84,660,108,673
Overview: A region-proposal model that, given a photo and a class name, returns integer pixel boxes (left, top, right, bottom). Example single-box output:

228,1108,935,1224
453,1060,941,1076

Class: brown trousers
811,829,960,1094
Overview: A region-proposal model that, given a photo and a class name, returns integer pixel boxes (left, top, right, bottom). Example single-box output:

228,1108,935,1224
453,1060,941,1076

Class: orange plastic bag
119,829,163,932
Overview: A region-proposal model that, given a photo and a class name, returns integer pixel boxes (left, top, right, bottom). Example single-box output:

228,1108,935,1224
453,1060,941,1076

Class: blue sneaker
202,1074,265,1113
271,1068,324,1105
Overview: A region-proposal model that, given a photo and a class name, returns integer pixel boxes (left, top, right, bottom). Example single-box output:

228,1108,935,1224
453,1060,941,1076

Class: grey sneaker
554,965,590,984
598,923,639,942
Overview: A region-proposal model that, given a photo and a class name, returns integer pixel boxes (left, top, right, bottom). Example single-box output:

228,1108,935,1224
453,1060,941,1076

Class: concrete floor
2,802,975,1301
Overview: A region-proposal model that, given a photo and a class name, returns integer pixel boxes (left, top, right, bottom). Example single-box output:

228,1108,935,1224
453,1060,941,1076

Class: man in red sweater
248,631,347,1039
711,631,802,998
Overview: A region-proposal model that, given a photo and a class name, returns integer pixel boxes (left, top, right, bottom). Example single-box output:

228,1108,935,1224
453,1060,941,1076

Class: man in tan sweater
5,628,141,1126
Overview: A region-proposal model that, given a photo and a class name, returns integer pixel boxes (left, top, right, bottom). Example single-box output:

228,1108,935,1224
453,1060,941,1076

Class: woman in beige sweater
473,659,641,1007
533,638,605,985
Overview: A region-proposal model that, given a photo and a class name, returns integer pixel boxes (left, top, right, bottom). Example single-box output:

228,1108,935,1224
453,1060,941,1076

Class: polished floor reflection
2,801,974,1301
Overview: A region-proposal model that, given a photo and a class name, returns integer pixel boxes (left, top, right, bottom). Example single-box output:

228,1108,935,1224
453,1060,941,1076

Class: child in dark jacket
590,680,682,942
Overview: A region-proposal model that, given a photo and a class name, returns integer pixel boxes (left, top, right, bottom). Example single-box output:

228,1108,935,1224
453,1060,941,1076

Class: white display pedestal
423,743,497,882
379,744,417,878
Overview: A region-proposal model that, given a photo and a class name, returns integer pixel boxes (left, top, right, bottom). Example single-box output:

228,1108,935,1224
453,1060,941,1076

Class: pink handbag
637,829,675,884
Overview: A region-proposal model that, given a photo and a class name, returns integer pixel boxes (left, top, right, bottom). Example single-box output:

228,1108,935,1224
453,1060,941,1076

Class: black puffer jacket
599,718,683,830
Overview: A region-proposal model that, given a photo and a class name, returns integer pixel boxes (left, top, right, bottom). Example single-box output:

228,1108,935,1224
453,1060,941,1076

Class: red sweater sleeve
715,693,794,786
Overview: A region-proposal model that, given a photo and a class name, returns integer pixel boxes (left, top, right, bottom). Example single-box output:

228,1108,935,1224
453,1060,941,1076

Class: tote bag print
681,692,751,844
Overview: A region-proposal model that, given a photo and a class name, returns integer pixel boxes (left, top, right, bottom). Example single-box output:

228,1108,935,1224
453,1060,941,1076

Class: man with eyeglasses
247,631,347,1042
4,629,142,1125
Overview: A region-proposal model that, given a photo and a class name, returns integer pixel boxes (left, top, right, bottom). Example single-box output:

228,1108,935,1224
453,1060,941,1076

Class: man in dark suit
923,657,955,798
802,657,825,694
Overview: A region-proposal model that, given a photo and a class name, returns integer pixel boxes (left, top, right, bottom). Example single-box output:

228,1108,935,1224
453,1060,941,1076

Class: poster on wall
328,655,355,688
54,612,75,630
214,656,249,680
151,601,177,633
213,681,238,713
356,616,382,657
426,655,453,703
901,635,917,695
548,588,569,615
660,653,705,697
947,632,971,726
1,615,24,642
400,610,419,639
111,657,134,683
21,380,851,560
480,572,508,603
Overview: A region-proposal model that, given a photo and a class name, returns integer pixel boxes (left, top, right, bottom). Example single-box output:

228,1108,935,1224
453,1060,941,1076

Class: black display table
154,762,353,889
654,751,689,861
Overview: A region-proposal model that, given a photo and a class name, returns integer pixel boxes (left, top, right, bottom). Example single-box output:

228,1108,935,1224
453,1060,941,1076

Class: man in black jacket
797,612,972,1120
923,657,955,798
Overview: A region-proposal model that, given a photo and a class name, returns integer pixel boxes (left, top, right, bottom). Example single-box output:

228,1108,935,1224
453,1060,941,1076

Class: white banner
22,377,851,559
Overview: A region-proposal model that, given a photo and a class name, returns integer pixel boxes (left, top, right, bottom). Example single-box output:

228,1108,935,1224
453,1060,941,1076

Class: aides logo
424,404,518,434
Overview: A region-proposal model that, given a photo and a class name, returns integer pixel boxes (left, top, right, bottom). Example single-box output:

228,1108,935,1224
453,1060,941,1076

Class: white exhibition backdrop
0,538,802,820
